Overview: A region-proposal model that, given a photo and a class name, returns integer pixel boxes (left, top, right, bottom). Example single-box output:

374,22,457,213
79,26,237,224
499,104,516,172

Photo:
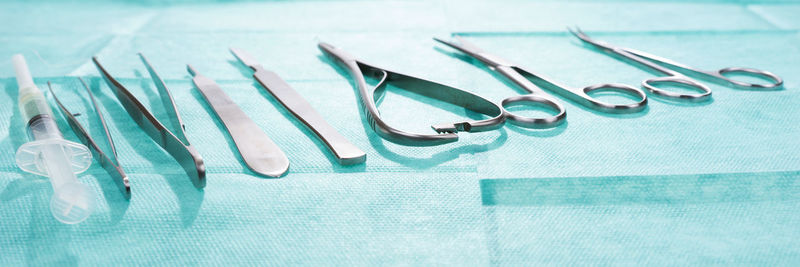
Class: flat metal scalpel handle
252,67,366,165
189,66,290,177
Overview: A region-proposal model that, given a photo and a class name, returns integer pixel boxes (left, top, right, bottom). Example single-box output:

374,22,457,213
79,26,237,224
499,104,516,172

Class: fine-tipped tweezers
318,42,505,146
93,54,205,188
48,79,131,199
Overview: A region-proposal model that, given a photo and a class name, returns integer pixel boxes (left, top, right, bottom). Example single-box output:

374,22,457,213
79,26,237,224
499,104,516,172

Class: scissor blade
622,48,698,74
434,36,485,55
48,81,131,198
230,47,263,70
568,27,618,51
434,36,513,68
93,57,206,188
189,66,290,177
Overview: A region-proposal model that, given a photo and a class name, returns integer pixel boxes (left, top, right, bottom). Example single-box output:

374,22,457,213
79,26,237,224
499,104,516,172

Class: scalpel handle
191,71,290,177
252,67,366,165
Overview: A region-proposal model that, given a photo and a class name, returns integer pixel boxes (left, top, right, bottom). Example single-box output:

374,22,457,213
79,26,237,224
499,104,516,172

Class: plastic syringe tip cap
11,54,35,90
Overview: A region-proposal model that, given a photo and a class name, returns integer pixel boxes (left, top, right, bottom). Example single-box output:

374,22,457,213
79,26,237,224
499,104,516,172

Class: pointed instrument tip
186,64,198,77
567,26,590,41
229,47,260,69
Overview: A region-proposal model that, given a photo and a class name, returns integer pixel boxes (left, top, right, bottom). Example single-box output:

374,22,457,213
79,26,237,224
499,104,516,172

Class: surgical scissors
435,36,647,129
570,28,783,101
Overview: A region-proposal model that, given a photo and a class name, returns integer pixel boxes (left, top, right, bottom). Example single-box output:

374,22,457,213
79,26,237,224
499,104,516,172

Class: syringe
12,54,95,224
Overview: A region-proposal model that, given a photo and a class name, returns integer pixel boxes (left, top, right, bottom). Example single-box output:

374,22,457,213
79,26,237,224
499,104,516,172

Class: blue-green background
0,0,798,265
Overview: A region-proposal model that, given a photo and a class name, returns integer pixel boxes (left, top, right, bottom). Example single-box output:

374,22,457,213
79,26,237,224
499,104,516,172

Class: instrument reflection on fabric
570,28,784,101
93,54,206,188
188,65,290,177
230,48,366,165
318,42,506,146
49,78,131,199
434,36,647,129
12,54,95,224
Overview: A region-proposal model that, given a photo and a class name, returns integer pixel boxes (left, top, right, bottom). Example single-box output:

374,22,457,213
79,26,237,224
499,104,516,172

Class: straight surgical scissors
570,28,783,101
435,36,647,128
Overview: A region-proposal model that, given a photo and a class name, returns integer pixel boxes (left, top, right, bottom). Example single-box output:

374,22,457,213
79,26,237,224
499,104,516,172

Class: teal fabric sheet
1,0,799,265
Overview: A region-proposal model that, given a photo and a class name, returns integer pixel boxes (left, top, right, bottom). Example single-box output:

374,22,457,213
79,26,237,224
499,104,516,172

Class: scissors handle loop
642,76,712,102
500,94,566,129
579,83,647,113
716,67,783,90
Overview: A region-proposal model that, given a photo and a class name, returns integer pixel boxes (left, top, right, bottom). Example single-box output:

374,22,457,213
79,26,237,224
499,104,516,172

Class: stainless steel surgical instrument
93,54,206,188
434,36,647,128
49,78,131,199
230,48,366,165
570,28,783,101
318,42,506,146
188,64,290,177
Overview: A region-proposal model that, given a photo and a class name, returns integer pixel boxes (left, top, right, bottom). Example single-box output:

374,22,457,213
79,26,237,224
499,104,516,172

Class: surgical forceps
570,28,783,101
49,79,131,199
435,36,647,128
93,54,205,188
319,42,505,146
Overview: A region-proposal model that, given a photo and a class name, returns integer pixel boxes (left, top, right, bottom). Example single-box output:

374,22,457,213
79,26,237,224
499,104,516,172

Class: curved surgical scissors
435,36,647,129
570,28,783,102
319,42,505,146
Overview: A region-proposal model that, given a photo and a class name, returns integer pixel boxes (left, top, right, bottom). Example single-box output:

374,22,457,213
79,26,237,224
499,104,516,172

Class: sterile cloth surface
0,0,798,265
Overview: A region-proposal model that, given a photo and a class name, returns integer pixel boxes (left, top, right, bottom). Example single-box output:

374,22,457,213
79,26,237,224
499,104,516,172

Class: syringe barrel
11,54,94,224
26,114,63,141
41,142,80,190
13,55,63,142
13,54,58,137
18,85,56,127
12,54,35,93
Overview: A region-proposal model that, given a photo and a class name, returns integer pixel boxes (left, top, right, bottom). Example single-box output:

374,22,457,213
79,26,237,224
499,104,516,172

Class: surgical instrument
49,78,131,199
188,64,290,177
230,48,366,165
318,42,506,146
434,36,647,128
93,54,206,188
12,54,95,224
570,28,783,101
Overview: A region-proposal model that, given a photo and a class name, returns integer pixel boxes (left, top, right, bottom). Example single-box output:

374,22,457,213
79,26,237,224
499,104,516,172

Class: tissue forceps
48,78,131,199
435,36,647,128
319,42,505,146
570,28,783,101
93,54,206,188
